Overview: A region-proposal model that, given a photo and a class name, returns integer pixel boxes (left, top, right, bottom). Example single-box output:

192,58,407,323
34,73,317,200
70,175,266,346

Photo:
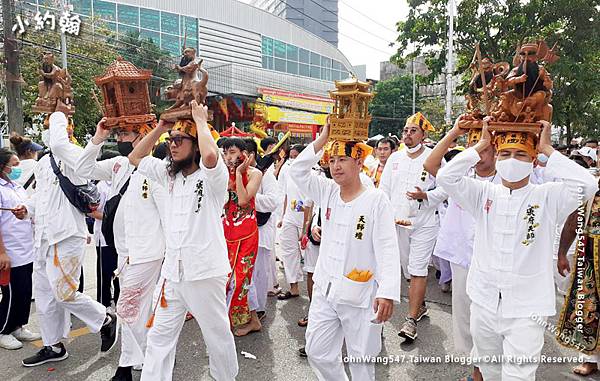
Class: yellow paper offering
345,268,373,282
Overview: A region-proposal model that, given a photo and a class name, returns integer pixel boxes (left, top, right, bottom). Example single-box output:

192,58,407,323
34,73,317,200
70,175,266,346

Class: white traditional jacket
255,165,282,250
437,148,598,318
26,112,88,248
290,143,401,308
379,147,447,228
137,155,231,282
75,141,167,264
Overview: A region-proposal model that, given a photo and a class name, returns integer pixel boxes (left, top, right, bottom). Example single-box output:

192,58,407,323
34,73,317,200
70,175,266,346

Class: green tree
109,31,177,114
19,24,118,141
393,0,600,143
369,75,416,137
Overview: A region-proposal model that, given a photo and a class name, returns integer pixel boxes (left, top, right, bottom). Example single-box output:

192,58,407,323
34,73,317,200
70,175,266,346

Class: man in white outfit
277,145,311,300
291,124,400,381
15,111,117,367
379,112,447,341
424,124,498,381
437,118,597,380
75,118,167,381
129,101,238,381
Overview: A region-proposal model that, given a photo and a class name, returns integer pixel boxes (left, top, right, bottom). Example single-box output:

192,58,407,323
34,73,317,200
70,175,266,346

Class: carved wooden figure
94,57,156,129
32,51,74,115
328,77,374,141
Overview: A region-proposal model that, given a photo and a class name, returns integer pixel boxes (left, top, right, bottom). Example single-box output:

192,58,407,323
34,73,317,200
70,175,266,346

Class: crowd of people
0,102,599,381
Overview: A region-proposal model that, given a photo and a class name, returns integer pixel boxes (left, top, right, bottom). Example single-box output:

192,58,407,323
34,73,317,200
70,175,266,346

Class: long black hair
166,140,201,177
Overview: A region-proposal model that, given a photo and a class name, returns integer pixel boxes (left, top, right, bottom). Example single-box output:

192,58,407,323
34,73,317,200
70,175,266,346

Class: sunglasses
166,136,195,147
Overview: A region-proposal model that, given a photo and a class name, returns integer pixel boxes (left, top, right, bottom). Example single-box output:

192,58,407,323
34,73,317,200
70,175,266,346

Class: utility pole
60,0,68,68
445,0,455,126
412,59,416,114
2,0,24,135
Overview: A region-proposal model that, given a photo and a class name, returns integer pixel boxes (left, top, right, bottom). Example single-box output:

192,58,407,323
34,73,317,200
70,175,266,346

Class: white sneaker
0,334,23,350
12,328,41,342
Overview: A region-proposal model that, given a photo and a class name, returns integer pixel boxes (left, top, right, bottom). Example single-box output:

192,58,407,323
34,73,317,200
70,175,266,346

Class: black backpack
101,175,132,250
49,153,100,214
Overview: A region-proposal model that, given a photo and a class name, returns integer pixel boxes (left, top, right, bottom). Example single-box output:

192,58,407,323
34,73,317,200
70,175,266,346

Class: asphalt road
4,244,599,381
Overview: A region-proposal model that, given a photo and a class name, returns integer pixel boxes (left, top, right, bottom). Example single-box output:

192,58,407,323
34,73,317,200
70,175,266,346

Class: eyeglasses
166,136,194,147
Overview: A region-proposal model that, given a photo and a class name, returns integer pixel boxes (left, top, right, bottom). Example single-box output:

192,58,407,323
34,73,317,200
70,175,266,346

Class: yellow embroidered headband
172,119,197,138
324,140,373,162
494,131,537,158
406,112,435,132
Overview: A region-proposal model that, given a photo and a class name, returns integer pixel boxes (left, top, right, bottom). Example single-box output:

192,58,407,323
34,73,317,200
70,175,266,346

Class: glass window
183,17,198,39
333,60,342,70
322,67,332,81
322,57,332,68
299,64,310,77
286,44,298,61
119,24,139,38
266,56,274,70
299,48,309,64
72,0,91,16
140,8,160,31
333,70,341,81
287,61,298,75
161,11,179,35
117,4,138,26
140,29,160,45
161,33,180,56
274,40,286,59
93,0,115,21
186,38,198,52
274,58,286,72
262,36,273,56
310,52,321,66
310,65,320,79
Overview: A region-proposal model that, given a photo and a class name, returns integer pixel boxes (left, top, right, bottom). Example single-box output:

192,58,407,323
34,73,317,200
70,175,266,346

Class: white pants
396,224,438,278
304,241,320,273
470,301,545,381
116,258,162,367
34,237,106,346
269,243,278,289
305,286,382,381
450,262,472,354
248,247,271,312
279,222,303,284
141,276,238,381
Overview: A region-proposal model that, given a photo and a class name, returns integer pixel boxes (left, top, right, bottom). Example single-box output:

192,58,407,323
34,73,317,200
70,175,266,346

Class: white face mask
406,143,422,154
41,130,50,147
496,158,534,183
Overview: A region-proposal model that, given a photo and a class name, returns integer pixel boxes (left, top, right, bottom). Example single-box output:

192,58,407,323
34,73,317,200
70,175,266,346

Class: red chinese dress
223,169,259,327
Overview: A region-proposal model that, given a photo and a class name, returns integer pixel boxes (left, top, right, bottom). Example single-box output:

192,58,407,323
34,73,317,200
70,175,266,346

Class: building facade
250,0,339,47
20,0,353,137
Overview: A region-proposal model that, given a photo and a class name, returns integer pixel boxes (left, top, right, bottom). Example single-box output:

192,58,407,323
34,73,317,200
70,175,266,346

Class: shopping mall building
25,0,354,140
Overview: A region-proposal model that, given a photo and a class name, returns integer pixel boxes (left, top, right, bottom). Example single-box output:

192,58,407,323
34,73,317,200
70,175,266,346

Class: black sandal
277,291,300,300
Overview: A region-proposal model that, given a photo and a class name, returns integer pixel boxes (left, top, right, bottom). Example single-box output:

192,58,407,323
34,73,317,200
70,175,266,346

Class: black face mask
117,141,134,156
